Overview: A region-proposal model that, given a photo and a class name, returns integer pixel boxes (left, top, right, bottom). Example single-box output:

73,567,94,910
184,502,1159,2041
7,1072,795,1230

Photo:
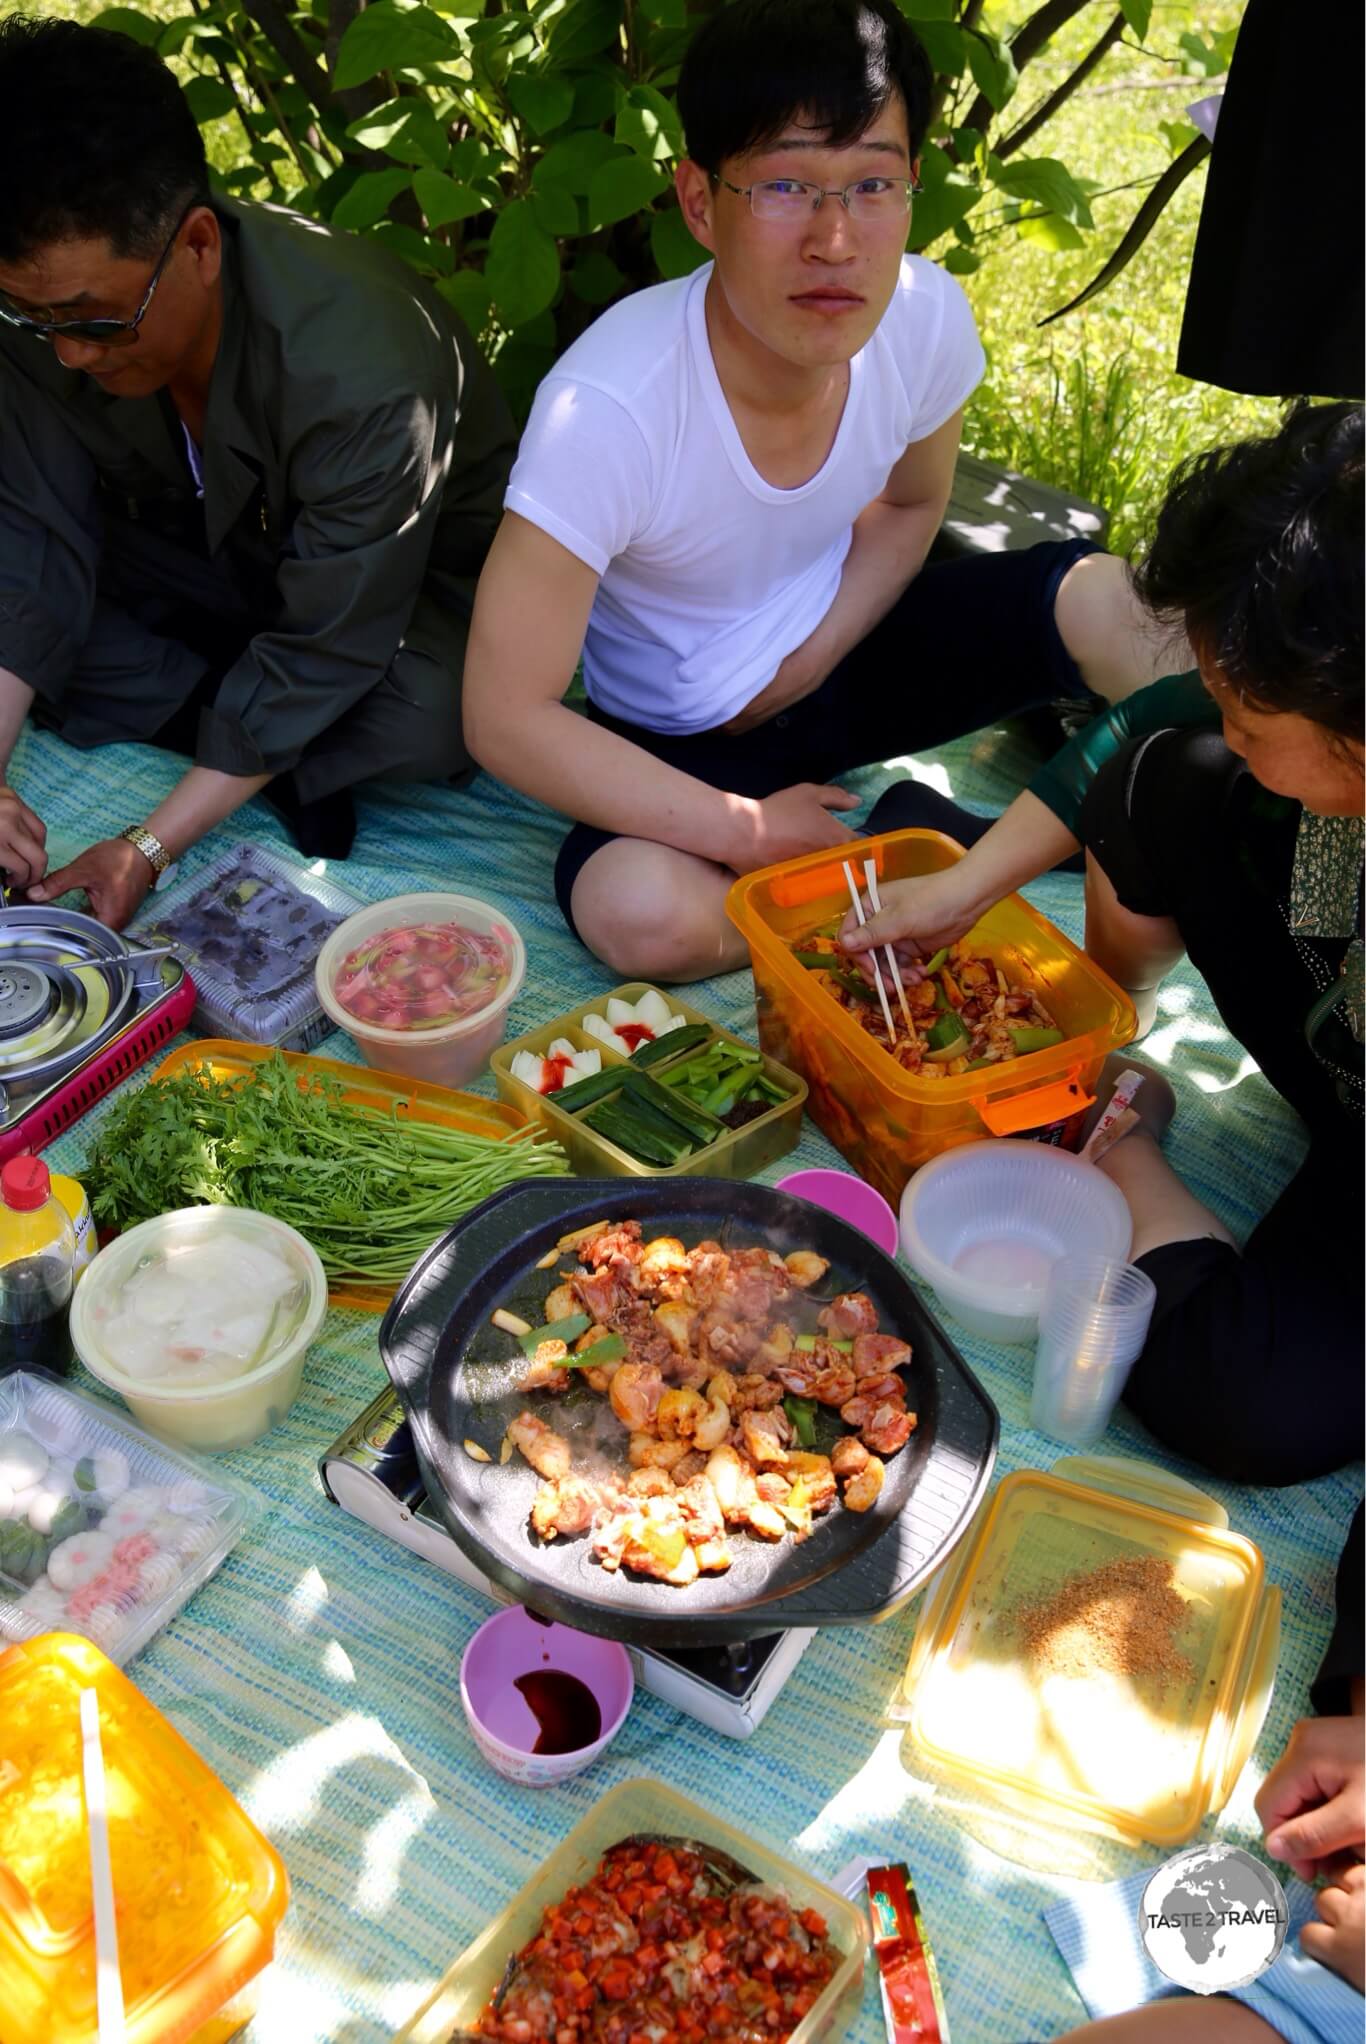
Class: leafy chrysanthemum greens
83,1054,567,1283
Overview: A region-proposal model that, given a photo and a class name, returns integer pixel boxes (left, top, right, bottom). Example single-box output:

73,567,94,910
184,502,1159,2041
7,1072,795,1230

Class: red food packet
866,1863,951,2043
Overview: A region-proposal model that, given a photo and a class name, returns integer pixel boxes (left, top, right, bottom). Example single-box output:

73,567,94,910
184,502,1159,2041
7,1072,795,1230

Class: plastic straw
862,857,914,1036
80,1688,126,2044
842,860,897,1049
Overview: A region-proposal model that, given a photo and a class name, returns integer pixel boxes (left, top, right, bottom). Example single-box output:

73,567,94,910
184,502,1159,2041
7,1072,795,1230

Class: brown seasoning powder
1016,1554,1193,1685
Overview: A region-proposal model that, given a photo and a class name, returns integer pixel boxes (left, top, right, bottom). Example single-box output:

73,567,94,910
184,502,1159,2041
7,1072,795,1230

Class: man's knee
570,846,734,984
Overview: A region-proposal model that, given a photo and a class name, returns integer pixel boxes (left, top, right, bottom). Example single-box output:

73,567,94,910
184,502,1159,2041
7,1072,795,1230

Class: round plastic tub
71,1207,327,1451
460,1606,633,1787
316,892,526,1087
899,1139,1131,1344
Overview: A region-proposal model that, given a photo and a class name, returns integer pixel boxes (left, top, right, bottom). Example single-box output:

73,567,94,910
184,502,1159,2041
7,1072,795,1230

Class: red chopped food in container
332,921,514,1033
475,1836,841,2042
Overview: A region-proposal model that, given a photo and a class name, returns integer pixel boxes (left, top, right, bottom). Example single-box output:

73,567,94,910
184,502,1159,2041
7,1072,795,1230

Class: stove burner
0,963,56,1038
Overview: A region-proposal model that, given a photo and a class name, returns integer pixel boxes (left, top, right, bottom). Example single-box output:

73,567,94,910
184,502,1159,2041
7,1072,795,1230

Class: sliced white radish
567,1049,601,1078
582,1014,621,1052
511,1051,546,1089
634,988,673,1030
605,996,637,1028
659,1014,687,1035
546,1037,579,1058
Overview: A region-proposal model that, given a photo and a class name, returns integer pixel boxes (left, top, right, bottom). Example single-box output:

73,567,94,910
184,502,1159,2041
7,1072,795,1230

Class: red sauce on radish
615,1022,656,1052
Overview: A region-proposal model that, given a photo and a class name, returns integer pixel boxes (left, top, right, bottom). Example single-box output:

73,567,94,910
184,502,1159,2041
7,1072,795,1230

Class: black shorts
553,537,1100,933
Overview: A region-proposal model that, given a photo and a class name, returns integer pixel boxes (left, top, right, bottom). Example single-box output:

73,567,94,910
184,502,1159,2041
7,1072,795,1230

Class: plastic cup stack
1029,1255,1157,1447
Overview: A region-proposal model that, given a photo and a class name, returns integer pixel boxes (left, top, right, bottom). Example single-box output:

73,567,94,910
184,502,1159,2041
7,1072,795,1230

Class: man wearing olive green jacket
0,16,514,927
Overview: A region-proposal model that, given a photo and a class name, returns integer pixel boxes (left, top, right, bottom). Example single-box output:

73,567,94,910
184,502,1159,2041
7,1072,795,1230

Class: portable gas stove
0,906,196,1161
321,1386,815,1739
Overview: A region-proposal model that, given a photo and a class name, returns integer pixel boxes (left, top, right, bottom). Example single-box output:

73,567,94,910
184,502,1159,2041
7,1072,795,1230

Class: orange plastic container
726,830,1136,1205
0,1633,288,2044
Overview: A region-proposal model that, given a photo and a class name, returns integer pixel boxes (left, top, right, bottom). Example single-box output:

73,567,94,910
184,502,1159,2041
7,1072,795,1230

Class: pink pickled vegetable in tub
332,922,514,1033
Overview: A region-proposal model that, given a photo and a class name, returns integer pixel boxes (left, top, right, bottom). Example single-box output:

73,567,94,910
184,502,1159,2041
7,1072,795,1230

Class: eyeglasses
712,174,918,224
0,200,196,347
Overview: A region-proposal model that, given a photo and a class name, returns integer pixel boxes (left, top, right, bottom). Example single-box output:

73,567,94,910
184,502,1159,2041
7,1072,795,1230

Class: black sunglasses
0,200,197,347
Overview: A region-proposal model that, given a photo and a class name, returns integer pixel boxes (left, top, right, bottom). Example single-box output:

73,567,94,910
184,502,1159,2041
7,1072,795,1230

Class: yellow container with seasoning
900,1456,1280,1850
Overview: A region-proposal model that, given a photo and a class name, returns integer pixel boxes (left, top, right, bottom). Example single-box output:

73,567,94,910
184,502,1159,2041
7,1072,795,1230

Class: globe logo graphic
1139,1844,1288,1993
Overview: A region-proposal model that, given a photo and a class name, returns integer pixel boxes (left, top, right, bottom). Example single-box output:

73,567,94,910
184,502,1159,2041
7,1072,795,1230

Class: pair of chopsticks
841,857,913,1051
81,1687,127,2044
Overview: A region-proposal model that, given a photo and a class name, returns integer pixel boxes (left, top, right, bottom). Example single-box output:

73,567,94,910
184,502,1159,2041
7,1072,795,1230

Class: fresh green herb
518,1313,591,1354
783,1395,817,1448
794,1335,852,1353
921,947,950,976
82,1053,569,1285
564,1333,626,1369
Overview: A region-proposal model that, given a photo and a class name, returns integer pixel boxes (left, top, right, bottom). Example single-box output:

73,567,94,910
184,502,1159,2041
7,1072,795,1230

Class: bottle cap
2,1155,51,1211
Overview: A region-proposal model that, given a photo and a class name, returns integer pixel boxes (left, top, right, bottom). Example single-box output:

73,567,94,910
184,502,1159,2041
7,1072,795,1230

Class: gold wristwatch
117,824,172,880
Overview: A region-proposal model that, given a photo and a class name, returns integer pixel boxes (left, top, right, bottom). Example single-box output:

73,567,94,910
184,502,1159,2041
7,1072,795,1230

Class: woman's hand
1301,1863,1365,1993
1258,1714,1365,1883
838,865,987,977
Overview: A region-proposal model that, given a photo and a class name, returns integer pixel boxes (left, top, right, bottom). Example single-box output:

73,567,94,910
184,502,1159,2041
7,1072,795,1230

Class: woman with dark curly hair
846,401,1363,1486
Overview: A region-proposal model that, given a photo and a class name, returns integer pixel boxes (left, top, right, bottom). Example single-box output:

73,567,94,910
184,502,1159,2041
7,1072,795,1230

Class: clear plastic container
71,1207,327,1452
898,1139,1132,1343
132,841,363,1052
391,1777,868,2044
0,1370,255,1664
0,1155,76,1378
900,1457,1281,1850
491,982,806,1179
726,830,1137,1205
0,1631,287,2044
316,891,526,1086
1030,1256,1157,1443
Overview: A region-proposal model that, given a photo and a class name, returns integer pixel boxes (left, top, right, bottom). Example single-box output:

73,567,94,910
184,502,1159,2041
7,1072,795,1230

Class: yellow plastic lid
0,1633,288,2044
902,1459,1278,1848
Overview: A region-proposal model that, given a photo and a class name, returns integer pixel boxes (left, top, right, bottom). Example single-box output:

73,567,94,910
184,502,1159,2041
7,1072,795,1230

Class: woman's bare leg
1085,852,1187,1037
1065,1998,1279,2043
1054,553,1192,705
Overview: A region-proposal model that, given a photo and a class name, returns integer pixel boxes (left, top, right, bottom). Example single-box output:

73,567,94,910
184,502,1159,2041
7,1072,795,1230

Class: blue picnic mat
21,712,1361,2044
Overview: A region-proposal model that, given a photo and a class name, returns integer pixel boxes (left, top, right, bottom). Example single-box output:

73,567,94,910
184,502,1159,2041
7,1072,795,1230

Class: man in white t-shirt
464,0,1175,979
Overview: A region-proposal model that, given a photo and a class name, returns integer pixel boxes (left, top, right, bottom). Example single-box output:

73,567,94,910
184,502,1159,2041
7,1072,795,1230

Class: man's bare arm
462,512,856,870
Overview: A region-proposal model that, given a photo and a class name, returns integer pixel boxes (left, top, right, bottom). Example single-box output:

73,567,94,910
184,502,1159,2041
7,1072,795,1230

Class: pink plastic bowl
775,1167,900,1258
460,1606,634,1788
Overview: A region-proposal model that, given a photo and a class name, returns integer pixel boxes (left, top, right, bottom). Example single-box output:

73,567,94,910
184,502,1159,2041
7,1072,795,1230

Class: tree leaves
544,0,623,69
347,99,451,168
485,199,561,328
616,83,682,164
585,154,668,231
907,142,980,251
330,169,413,232
506,71,575,137
183,76,237,124
650,205,707,280
333,4,464,92
965,30,1017,113
991,156,1094,231
1117,0,1152,36
89,7,161,44
412,170,490,228
532,130,623,195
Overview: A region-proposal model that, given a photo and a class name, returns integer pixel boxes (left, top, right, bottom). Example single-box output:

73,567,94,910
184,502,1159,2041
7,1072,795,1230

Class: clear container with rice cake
899,1456,1281,1849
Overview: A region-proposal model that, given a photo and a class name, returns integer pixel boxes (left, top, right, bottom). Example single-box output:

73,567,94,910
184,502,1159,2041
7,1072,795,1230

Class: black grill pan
379,1178,996,1647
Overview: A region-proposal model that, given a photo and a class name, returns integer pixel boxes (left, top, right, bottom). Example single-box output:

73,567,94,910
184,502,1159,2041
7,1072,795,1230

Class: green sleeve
1029,671,1218,832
